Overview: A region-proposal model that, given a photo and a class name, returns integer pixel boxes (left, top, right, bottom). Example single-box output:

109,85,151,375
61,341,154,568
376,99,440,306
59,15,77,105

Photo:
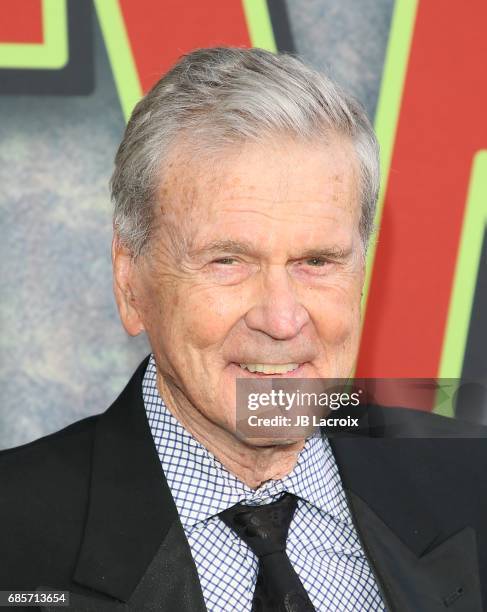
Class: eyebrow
188,239,352,260
189,240,257,257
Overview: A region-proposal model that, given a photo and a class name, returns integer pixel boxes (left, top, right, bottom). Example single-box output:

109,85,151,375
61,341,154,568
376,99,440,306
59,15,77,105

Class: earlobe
112,235,146,336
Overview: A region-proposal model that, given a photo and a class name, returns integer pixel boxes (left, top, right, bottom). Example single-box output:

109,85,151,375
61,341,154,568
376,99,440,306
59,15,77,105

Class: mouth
231,362,307,377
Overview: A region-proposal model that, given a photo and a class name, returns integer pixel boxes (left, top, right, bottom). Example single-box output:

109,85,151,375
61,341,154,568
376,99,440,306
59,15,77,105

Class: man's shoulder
332,405,487,534
0,412,99,472
333,403,487,487
0,414,102,588
0,357,151,590
0,414,100,522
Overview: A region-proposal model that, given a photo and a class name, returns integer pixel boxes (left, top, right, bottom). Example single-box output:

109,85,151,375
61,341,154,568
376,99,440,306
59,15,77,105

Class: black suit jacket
1,356,486,611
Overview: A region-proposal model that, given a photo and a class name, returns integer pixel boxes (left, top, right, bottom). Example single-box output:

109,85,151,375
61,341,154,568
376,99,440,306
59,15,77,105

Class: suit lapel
346,492,482,611
50,356,206,611
329,409,482,611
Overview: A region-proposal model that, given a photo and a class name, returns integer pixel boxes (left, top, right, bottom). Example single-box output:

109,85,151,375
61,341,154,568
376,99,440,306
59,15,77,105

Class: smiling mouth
238,363,301,375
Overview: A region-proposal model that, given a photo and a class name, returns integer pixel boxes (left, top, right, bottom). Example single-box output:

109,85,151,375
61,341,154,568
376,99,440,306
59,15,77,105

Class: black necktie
219,493,316,612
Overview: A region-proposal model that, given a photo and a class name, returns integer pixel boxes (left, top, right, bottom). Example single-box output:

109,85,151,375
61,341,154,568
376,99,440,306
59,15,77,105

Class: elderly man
1,47,486,612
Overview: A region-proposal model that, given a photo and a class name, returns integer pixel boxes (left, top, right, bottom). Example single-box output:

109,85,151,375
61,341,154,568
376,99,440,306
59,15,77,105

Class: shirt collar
143,355,350,528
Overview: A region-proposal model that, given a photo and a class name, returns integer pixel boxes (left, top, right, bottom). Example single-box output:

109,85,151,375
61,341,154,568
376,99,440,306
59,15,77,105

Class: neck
156,371,305,489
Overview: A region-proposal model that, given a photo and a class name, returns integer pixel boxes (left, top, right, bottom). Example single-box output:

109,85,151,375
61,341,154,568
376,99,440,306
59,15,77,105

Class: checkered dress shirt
143,355,385,611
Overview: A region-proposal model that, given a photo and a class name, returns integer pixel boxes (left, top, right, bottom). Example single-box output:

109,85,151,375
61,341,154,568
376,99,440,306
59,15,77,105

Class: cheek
171,284,247,350
309,285,362,345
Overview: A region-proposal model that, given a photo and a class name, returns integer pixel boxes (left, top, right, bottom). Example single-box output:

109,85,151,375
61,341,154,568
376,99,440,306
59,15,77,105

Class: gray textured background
0,0,394,449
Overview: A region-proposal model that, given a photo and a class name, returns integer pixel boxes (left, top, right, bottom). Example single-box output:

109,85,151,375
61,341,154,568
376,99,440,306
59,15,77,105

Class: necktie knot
219,493,298,558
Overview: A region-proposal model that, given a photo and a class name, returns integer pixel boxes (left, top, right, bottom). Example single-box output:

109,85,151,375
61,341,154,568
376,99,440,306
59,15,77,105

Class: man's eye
306,257,327,266
213,257,238,265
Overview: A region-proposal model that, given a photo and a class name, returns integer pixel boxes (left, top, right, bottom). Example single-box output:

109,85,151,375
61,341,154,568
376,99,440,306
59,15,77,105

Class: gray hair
111,47,379,257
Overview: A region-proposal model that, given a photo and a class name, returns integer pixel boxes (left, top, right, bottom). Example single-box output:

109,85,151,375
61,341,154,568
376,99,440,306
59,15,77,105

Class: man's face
119,135,365,437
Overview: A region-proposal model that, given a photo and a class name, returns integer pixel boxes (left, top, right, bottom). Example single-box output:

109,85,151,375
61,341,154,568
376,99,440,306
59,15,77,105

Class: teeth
238,363,300,374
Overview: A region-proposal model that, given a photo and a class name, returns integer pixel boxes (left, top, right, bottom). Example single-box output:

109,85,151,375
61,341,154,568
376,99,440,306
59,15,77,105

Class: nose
244,265,310,341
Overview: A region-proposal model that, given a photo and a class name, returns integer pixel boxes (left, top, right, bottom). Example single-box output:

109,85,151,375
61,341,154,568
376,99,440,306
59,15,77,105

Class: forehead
156,135,361,250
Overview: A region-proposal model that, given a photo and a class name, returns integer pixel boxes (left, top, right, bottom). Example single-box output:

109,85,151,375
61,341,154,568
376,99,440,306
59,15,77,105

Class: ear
112,234,146,336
